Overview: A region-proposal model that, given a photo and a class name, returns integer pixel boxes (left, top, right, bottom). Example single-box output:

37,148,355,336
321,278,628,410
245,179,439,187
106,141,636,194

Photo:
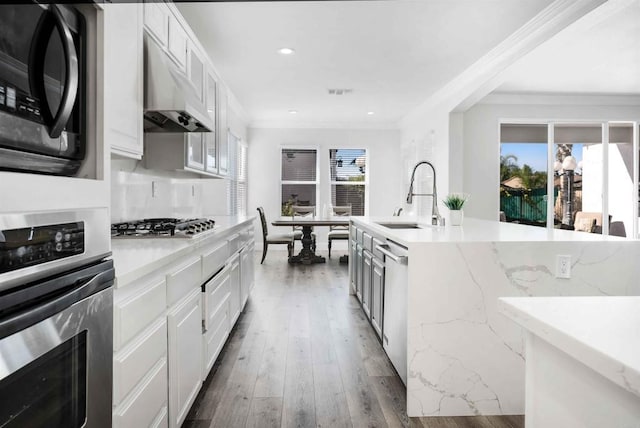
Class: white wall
248,127,402,249
110,157,229,222
461,98,640,221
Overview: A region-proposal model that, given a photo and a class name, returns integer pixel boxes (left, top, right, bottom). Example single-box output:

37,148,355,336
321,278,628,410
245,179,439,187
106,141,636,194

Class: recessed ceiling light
367,111,375,115
289,110,298,114
278,47,295,55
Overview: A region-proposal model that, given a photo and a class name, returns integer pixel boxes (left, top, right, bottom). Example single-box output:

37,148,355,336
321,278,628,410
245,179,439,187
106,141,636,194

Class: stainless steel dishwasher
376,239,408,385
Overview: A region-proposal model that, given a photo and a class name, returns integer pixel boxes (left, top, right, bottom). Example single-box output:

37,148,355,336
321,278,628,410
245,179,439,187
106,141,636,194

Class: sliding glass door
500,121,639,237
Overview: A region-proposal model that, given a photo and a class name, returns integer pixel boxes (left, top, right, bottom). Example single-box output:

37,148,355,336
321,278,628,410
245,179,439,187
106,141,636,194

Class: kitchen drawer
203,296,229,376
202,241,229,280
166,256,202,307
203,265,231,331
362,231,373,252
114,318,167,405
114,276,166,351
227,233,241,254
372,237,385,261
113,358,168,428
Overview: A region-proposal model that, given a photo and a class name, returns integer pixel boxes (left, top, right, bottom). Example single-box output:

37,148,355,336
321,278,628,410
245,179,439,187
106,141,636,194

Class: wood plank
253,333,288,398
208,329,267,427
356,326,395,377
501,415,524,428
281,336,316,428
420,417,461,428
312,362,352,428
370,376,410,428
331,327,389,428
245,397,282,428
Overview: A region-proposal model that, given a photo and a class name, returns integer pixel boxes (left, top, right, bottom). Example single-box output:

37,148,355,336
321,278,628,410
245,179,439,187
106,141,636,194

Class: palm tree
500,154,519,182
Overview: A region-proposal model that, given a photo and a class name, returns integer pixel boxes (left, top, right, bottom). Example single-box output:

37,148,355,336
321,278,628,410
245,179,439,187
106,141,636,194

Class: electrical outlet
556,255,571,279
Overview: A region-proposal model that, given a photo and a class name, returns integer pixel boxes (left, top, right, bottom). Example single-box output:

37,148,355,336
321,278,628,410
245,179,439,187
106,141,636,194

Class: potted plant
442,194,468,226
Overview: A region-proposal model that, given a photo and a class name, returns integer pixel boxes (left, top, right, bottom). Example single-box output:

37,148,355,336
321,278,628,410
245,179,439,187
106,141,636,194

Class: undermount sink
376,222,424,229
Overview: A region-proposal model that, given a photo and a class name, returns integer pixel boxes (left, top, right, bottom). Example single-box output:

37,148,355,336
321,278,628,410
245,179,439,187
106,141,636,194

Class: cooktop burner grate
111,218,216,238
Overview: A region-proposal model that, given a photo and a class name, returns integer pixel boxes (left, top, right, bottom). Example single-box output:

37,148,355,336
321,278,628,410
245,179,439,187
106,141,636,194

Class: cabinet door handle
375,245,408,265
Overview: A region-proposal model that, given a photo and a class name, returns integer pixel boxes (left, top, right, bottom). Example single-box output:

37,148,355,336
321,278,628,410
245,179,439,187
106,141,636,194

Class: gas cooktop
111,218,216,238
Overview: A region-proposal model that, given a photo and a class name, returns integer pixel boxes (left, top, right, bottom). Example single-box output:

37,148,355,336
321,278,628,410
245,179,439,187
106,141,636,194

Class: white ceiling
495,0,640,95
177,0,553,127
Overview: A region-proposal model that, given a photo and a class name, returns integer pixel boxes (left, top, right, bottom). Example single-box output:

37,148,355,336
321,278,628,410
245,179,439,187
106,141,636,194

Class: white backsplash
111,158,229,222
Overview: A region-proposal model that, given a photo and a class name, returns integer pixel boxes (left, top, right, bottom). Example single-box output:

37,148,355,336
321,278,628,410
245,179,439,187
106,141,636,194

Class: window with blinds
329,148,367,216
281,148,318,215
227,133,247,216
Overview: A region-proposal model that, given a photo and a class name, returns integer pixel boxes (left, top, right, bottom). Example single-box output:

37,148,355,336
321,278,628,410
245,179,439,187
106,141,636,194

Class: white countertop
110,215,255,287
351,216,625,246
499,296,640,398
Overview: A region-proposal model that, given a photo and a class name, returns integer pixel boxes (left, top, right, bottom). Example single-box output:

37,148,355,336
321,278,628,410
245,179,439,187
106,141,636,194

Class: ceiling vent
327,89,353,95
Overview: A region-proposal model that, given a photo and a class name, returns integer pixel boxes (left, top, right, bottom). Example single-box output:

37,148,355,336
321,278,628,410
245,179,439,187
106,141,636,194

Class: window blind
329,148,366,215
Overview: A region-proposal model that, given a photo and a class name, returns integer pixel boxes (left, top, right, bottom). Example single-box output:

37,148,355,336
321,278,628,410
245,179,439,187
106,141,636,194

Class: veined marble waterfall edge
405,240,640,416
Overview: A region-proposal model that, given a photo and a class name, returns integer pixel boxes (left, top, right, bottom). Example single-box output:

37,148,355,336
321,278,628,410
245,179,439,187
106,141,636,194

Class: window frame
329,148,369,216
227,132,247,216
280,146,320,214
499,119,639,237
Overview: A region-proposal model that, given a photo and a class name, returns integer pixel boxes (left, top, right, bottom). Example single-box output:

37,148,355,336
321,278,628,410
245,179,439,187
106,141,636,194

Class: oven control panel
0,222,84,274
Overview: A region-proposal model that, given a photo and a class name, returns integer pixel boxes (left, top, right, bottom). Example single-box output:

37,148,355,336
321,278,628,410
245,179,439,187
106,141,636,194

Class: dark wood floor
183,251,524,428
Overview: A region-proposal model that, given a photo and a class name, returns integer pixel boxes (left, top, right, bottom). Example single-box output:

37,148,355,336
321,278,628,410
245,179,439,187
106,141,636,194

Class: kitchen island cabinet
349,216,640,417
111,216,256,428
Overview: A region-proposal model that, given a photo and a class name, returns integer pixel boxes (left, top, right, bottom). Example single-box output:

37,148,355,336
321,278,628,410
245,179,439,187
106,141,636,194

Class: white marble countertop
499,296,640,398
351,216,625,246
110,215,255,287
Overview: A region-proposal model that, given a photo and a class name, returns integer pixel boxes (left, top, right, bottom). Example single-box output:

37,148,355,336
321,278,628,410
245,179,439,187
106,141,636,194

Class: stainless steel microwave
0,3,87,176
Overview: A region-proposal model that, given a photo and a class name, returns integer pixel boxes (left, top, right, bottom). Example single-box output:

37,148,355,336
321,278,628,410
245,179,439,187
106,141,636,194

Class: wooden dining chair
291,205,316,251
328,205,351,258
257,207,293,264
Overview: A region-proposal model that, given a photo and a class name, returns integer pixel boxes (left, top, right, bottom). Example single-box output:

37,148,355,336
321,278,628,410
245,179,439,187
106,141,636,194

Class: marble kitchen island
499,296,640,427
349,216,640,417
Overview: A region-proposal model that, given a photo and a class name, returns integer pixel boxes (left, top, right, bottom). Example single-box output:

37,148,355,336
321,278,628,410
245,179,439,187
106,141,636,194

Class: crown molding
479,92,640,106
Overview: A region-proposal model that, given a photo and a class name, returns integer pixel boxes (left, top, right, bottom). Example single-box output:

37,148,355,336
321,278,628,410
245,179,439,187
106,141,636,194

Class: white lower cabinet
113,223,257,428
239,243,254,307
228,253,241,325
113,318,168,405
202,265,231,376
168,288,203,428
113,357,168,428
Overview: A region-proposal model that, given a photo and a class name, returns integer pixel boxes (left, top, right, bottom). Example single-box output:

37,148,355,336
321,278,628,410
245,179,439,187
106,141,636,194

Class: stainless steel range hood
143,35,213,133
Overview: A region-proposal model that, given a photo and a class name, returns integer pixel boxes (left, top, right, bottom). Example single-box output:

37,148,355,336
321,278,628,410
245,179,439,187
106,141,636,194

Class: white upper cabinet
188,43,205,104
105,3,143,159
186,133,205,171
167,14,187,69
143,2,168,47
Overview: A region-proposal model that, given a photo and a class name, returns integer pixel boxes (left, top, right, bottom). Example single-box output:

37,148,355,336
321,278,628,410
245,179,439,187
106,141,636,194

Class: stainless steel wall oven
0,208,112,428
0,2,88,176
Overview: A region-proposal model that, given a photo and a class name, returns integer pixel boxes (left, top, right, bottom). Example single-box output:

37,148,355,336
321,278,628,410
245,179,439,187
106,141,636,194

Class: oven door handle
0,268,112,340
28,4,79,139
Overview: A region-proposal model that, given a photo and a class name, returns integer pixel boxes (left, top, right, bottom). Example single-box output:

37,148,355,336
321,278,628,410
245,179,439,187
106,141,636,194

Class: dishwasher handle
375,244,408,265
